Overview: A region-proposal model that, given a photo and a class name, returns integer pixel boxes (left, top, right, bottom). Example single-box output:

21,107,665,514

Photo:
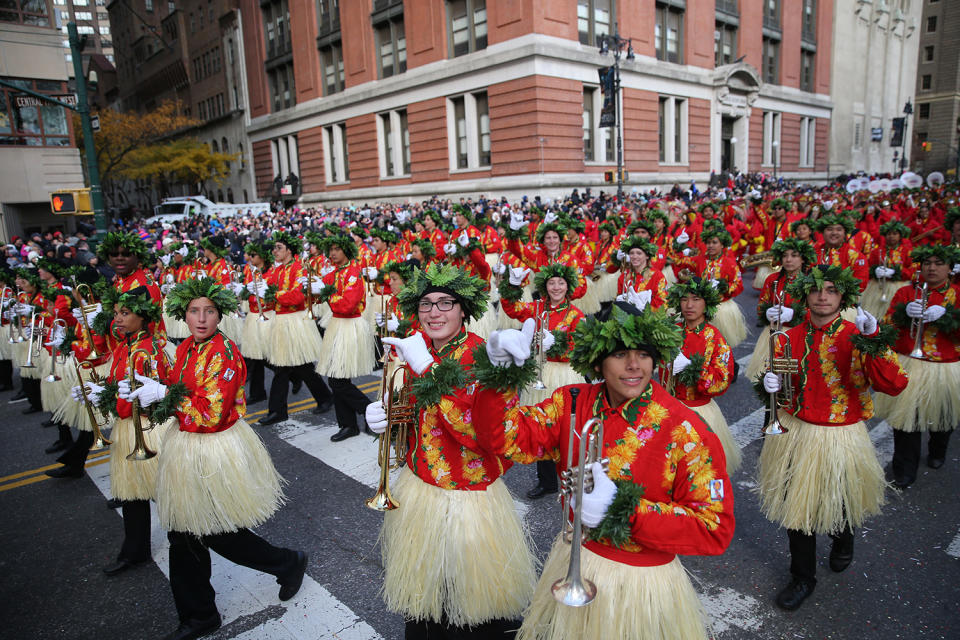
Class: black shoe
314,399,334,414
41,418,58,428
247,393,267,404
775,578,815,611
891,474,915,490
258,412,288,426
330,427,359,442
102,558,148,576
291,379,303,395
278,551,308,601
8,390,27,403
22,405,41,415
526,485,556,500
106,497,122,509
44,439,70,454
44,465,83,479
829,537,854,573
161,614,222,640
927,455,945,469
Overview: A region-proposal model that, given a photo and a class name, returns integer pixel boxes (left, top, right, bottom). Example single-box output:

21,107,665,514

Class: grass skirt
109,416,171,501
840,306,857,323
874,356,960,433
241,310,274,360
663,268,678,286
0,335,10,359
52,361,111,432
522,361,582,405
860,279,905,319
752,264,778,290
16,341,45,380
744,325,770,382
577,278,602,316
758,414,886,535
466,303,498,340
219,312,244,348
380,467,537,626
595,271,619,303
40,358,73,412
315,316,375,378
519,540,709,640
267,310,323,367
712,300,747,349
318,302,333,329
163,298,190,339
363,291,379,326
688,398,742,474
157,419,285,536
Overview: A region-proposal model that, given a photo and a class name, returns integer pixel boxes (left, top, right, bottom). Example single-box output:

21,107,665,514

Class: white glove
905,300,925,319
23,325,32,339
375,312,385,327
676,230,690,244
309,280,326,295
673,352,691,374
226,282,243,296
616,249,627,262
160,254,172,266
625,288,652,312
875,266,895,279
457,233,470,247
383,333,434,375
682,248,693,257
543,211,558,225
509,214,528,231
44,327,66,347
443,243,456,255
165,273,175,284
709,278,720,289
762,371,781,394
486,318,536,367
386,314,399,333
541,330,556,353
160,283,174,295
855,306,878,335
494,262,507,275
127,373,167,407
320,265,335,277
579,462,617,528
952,263,960,275
3,310,15,321
16,303,34,316
253,280,269,298
366,266,379,280
72,381,104,404
177,246,189,257
365,400,388,434
508,266,531,286
923,304,946,323
765,305,794,324
71,302,102,326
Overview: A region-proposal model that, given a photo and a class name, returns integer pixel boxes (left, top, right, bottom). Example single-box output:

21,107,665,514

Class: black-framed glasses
109,250,133,257
418,298,458,313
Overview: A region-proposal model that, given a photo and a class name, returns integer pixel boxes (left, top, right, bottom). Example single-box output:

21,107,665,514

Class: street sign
15,94,78,108
871,127,883,142
50,188,93,215
90,113,100,132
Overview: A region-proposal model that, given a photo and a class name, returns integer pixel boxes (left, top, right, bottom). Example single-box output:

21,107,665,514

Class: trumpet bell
126,442,157,461
91,432,112,451
551,575,597,607
909,345,925,359
44,373,61,383
762,417,788,435
365,487,400,511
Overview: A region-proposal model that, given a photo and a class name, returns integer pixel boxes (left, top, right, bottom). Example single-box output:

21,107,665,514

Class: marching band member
13,266,47,417
666,277,741,473
239,241,274,404
128,278,308,640
0,268,16,392
860,220,915,318
375,259,417,339
257,232,334,425
608,236,667,307
310,233,375,442
200,235,244,346
874,244,960,488
473,302,735,640
758,265,907,610
364,264,538,639
445,206,497,338
591,221,620,304
505,215,586,300
70,288,170,576
814,214,869,306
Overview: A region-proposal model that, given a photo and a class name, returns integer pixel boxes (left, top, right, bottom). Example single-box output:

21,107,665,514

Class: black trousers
119,499,152,563
245,357,267,399
0,359,12,387
167,528,299,623
535,460,558,492
329,377,372,431
892,428,954,480
404,614,519,640
23,377,41,411
58,430,94,469
268,363,331,417
786,526,854,584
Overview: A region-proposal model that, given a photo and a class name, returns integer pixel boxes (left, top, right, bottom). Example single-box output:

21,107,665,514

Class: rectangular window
583,85,613,163
578,0,612,46
762,37,779,84
926,15,936,32
447,91,491,171
319,43,344,95
715,22,737,66
918,103,930,119
655,3,683,64
0,78,70,147
801,0,816,42
317,0,340,34
324,123,349,184
657,95,687,164
145,0,153,12
75,11,92,20
447,0,487,57
853,116,863,150
799,117,815,167
1,0,51,25
262,0,291,60
378,109,410,177
583,89,594,162
924,45,934,62
267,62,296,112
764,0,780,30
376,17,406,78
800,51,815,92
762,111,781,167
921,74,931,90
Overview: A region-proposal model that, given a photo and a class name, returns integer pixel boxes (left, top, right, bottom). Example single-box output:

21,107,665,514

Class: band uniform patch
709,479,724,502
223,368,236,381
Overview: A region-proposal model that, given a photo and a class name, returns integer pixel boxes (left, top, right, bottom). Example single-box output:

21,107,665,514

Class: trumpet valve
769,356,798,376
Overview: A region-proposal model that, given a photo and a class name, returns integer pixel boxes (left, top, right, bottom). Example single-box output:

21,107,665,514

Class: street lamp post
901,99,913,173
772,140,779,181
597,28,634,204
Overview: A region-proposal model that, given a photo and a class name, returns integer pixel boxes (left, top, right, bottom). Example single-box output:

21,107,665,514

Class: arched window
221,137,229,153
227,188,234,203
243,189,249,202
238,143,245,170
211,140,219,153
217,189,224,202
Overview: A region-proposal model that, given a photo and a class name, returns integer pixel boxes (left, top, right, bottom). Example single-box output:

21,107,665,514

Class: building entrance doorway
721,116,737,172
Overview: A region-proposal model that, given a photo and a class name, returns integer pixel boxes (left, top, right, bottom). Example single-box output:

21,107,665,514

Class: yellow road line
0,449,109,484
0,457,109,493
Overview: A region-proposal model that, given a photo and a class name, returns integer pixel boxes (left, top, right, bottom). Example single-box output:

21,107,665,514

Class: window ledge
325,181,351,186
658,162,689,167
380,174,411,181
449,166,491,174
584,161,617,167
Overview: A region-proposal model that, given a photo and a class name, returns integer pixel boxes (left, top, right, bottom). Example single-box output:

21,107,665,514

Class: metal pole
615,53,623,204
67,22,107,237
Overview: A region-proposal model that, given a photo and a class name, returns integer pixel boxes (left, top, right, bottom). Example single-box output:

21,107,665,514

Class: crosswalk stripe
85,458,384,640
946,531,960,558
698,585,771,636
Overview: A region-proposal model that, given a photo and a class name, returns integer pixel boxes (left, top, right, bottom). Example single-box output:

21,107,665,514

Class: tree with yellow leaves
120,137,238,200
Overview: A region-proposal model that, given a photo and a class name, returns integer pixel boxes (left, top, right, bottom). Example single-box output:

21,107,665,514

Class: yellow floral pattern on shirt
181,347,224,427
644,421,721,530
419,406,454,488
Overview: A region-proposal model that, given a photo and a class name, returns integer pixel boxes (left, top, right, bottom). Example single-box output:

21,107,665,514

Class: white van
144,196,271,225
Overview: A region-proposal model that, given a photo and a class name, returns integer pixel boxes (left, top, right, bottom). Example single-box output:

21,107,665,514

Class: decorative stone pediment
713,63,761,117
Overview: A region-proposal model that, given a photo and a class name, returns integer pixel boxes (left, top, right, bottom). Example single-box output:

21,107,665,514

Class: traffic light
603,170,615,183
50,189,92,214
921,141,932,152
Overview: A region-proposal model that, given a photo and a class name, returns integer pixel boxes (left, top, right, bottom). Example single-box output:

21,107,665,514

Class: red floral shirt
499,299,584,362
167,331,245,433
106,331,170,420
266,259,307,314
815,243,869,293
506,239,587,299
669,322,733,407
884,281,960,363
322,262,365,318
756,271,802,321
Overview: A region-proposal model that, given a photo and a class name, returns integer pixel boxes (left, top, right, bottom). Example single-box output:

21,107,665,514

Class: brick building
260,2,833,204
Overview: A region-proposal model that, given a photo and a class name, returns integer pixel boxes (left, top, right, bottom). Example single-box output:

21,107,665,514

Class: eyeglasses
418,298,458,313
109,251,133,257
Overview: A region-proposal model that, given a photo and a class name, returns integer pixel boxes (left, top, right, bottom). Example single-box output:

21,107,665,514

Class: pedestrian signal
50,189,92,214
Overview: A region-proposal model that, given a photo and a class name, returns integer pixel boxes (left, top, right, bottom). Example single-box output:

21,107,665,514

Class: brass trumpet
554,388,606,607
305,262,317,320
75,357,112,450
0,286,15,343
762,293,797,435
878,256,890,304
908,282,929,359
9,289,26,344
740,251,774,270
250,265,269,322
531,308,549,391
43,318,68,382
74,282,103,360
126,347,157,461
366,351,415,511
21,311,44,369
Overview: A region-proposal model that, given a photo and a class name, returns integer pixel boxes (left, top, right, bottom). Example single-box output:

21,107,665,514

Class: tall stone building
240,0,835,206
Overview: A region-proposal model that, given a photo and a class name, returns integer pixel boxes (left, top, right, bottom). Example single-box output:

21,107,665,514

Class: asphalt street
0,279,958,640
